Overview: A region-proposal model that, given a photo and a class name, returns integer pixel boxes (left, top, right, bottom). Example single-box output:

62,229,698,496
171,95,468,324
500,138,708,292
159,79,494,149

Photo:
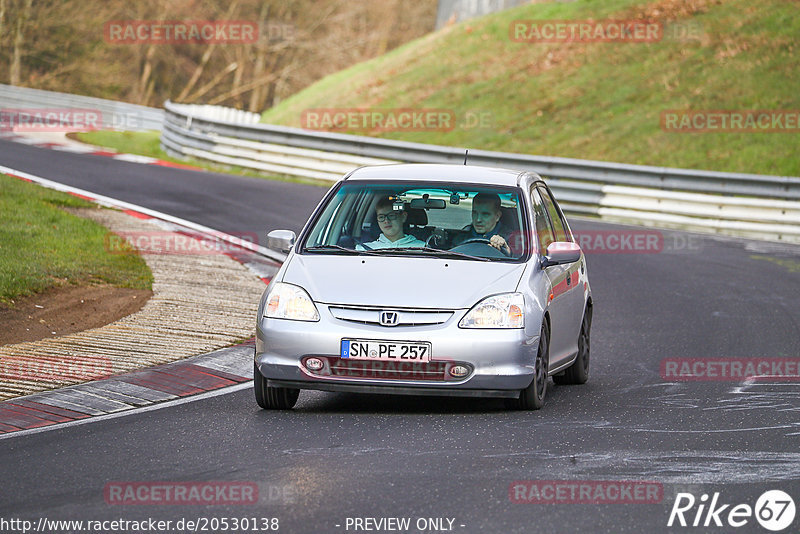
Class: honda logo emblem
379,311,399,326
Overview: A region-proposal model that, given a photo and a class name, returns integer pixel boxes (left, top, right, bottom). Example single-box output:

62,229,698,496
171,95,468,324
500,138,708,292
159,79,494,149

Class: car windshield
301,181,529,261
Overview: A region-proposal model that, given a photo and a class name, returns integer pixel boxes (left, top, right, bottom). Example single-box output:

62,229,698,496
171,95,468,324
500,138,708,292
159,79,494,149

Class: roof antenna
463,149,469,165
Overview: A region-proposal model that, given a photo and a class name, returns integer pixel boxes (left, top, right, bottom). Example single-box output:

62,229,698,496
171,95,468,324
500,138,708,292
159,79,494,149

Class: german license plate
341,339,431,363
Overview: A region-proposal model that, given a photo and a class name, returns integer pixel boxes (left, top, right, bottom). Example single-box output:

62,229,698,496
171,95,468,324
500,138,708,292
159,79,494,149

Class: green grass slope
262,0,798,176
0,174,153,305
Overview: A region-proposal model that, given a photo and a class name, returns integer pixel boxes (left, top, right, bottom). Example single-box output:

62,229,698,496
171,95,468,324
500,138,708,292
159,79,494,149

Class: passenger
452,192,511,254
357,196,425,250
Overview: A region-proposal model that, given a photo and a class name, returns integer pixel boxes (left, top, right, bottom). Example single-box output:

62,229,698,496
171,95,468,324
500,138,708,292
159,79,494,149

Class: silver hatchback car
255,164,592,410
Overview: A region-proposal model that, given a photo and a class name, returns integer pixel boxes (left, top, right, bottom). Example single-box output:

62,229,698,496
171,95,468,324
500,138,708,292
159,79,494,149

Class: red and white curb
0,165,287,436
0,131,204,171
0,342,255,437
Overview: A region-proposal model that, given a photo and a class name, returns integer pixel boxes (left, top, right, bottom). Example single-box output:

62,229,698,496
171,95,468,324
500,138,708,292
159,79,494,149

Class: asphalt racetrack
1,139,799,533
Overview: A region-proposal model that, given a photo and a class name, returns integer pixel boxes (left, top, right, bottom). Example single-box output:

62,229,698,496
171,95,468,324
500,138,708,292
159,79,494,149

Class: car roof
344,163,535,187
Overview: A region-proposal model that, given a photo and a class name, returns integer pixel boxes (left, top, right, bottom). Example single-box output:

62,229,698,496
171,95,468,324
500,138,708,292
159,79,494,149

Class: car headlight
459,293,524,329
264,282,319,321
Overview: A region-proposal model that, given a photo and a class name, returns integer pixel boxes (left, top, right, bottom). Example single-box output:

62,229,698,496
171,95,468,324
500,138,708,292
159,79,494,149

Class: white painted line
50,144,98,154
0,164,287,263
623,425,794,433
5,136,41,145
112,153,158,164
0,382,252,441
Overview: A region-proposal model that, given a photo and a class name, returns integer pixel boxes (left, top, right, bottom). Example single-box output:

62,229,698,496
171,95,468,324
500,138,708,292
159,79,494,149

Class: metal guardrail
1,84,163,131
161,104,397,181
161,100,800,243
166,103,260,125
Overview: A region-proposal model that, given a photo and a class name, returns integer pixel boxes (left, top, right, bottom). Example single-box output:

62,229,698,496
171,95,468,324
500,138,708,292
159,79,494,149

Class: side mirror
267,229,296,254
542,241,581,268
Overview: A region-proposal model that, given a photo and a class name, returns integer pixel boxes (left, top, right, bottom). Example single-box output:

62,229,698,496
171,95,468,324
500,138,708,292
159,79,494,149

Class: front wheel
506,321,549,410
254,362,299,410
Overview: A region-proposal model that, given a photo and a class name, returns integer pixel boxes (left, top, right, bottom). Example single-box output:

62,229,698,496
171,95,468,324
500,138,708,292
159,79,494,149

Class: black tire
554,306,591,385
506,321,549,410
254,362,299,410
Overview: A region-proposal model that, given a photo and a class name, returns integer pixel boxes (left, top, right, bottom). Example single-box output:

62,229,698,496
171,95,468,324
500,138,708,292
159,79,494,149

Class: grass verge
261,0,799,177
0,173,153,305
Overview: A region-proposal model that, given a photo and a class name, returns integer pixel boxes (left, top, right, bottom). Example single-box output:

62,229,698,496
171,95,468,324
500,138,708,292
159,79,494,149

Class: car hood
282,253,526,309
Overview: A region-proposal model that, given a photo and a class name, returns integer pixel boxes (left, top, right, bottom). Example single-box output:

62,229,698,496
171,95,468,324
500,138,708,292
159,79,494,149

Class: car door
536,185,583,368
529,186,569,369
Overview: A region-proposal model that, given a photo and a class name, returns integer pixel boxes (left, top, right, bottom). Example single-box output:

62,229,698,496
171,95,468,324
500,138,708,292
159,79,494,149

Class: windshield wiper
304,245,375,255
378,246,491,262
306,245,493,261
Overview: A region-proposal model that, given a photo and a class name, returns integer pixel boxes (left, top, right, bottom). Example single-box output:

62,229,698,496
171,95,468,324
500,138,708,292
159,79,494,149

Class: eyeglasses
376,212,401,222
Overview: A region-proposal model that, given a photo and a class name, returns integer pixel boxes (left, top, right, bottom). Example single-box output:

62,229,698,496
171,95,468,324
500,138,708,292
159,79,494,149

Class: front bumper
255,303,539,398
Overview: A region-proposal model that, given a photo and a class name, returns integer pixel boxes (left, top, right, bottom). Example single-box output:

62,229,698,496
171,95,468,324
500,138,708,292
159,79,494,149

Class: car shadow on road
281,385,571,414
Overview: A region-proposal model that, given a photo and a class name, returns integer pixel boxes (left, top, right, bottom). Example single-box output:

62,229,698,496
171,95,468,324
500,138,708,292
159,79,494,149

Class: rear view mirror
267,229,296,254
410,197,446,210
542,241,581,267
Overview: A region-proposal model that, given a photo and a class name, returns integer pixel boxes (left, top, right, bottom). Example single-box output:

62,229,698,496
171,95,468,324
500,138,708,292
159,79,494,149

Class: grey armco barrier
0,84,163,131
162,100,800,243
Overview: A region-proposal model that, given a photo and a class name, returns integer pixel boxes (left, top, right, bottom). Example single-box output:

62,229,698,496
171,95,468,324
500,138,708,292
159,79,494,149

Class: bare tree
9,0,33,86
185,61,238,102
229,45,246,108
0,0,6,57
134,0,170,105
1,0,436,109
246,2,271,111
175,0,240,103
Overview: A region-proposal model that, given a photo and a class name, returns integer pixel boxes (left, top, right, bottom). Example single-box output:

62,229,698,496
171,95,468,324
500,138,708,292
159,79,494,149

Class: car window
302,181,529,261
530,186,555,252
537,185,568,242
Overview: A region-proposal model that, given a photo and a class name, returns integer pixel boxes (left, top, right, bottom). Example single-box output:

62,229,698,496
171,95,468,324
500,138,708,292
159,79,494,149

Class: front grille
302,356,471,382
328,305,453,326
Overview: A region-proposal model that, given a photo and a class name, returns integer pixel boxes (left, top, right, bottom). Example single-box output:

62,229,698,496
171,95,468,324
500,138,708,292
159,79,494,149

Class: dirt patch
0,284,152,345
628,0,722,21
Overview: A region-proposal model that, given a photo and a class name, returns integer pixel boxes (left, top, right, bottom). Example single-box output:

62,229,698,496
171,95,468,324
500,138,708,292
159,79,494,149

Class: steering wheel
425,232,445,249
457,238,511,256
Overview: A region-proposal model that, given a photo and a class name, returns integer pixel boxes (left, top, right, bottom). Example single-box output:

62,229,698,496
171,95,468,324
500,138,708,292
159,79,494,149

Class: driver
452,192,511,254
357,196,425,250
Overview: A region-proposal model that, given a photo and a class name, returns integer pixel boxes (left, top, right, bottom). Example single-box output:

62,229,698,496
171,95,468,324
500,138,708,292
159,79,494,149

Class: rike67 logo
668,490,796,531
